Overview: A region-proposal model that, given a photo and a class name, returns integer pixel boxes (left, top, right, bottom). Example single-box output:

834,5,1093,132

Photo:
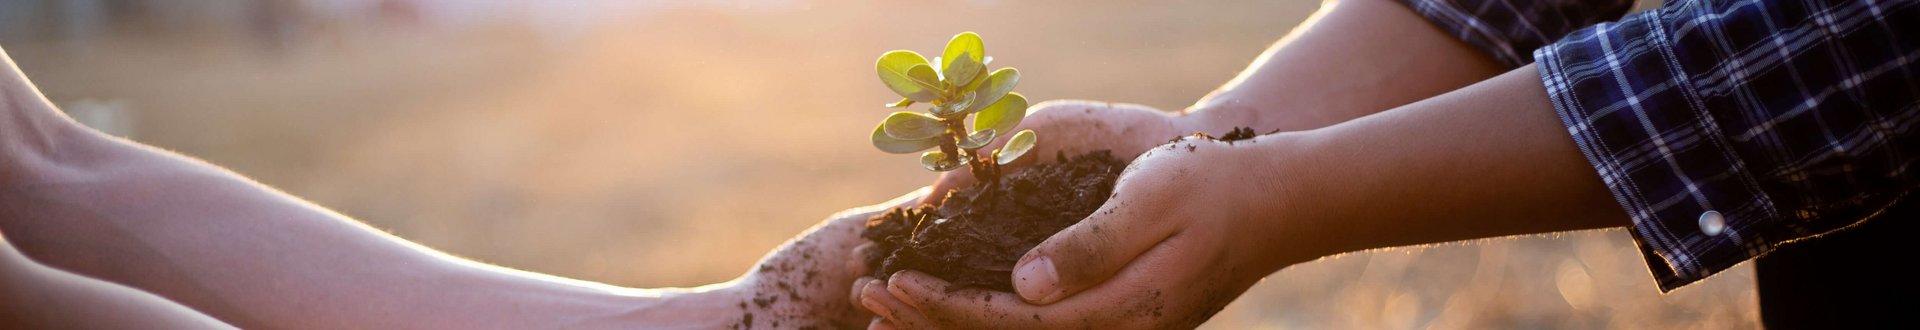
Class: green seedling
870,32,1036,184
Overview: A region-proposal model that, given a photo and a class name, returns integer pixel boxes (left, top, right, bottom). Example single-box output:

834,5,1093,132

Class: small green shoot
870,32,1036,184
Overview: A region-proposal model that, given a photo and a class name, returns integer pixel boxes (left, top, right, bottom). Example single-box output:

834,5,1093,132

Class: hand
718,187,930,329
922,100,1188,205
860,135,1319,329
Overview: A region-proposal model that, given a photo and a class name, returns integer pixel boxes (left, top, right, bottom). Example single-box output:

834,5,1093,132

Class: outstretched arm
0,46,913,329
924,0,1507,201
870,65,1626,328
1178,0,1507,133
1,231,235,329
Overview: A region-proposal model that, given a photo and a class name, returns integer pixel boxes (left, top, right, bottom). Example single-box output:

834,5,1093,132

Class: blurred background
0,0,1756,328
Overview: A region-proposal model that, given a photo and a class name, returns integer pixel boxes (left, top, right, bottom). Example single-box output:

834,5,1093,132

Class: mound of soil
862,150,1126,291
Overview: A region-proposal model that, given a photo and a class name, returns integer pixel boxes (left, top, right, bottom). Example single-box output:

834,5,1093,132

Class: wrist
0,114,95,185
1222,132,1346,272
1181,91,1336,136
1177,96,1261,135
1,78,101,185
602,283,748,329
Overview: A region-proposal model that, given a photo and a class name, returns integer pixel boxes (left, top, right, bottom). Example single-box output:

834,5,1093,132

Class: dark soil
862,150,1126,292
1218,126,1259,142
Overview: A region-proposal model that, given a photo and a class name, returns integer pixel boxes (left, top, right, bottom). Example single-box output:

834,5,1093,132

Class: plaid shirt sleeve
1393,0,1636,67
1400,0,1920,291
1535,0,1920,291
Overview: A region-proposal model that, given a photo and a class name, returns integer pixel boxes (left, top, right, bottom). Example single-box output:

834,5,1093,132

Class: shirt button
1698,211,1726,236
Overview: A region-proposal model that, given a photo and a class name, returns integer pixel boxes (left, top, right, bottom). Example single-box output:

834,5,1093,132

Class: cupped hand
922,100,1189,205
862,135,1321,329
722,187,928,329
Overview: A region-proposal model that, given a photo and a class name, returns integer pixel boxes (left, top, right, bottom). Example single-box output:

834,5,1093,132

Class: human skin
0,233,237,328
859,0,1509,327
919,0,1507,201
0,45,925,329
872,64,1629,328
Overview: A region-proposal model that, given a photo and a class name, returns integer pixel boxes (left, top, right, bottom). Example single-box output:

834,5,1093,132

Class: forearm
1179,0,1505,134
2,127,720,328
0,51,739,328
2,235,236,329
1269,65,1625,259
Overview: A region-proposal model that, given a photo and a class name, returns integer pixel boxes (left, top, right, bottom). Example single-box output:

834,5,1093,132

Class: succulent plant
870,32,1036,181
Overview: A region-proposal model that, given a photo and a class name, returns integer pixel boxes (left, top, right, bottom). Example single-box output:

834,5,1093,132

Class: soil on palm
862,150,1125,292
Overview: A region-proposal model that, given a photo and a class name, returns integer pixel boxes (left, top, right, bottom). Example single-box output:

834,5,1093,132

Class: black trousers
1755,200,1919,329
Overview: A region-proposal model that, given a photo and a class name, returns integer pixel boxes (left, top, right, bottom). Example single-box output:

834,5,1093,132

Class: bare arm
1,232,235,329
1177,0,1507,133
0,46,905,329
924,0,1508,201
1275,65,1625,256
871,65,1627,328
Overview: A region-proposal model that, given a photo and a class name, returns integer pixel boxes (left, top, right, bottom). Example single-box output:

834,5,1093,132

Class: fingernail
1013,256,1062,303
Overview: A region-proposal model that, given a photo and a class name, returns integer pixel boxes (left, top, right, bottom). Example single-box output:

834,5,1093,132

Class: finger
848,243,878,275
849,276,876,312
890,238,1212,328
867,317,894,330
924,170,975,206
860,279,934,329
1011,190,1177,305
886,270,1048,328
862,186,932,215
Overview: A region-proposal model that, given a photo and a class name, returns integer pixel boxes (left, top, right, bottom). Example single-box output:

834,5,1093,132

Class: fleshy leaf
943,53,985,88
957,128,997,149
882,111,947,140
885,98,914,108
971,92,1028,137
905,64,941,90
877,51,938,102
995,129,1036,165
871,121,939,154
966,68,1019,113
921,151,962,171
942,32,985,74
931,90,976,118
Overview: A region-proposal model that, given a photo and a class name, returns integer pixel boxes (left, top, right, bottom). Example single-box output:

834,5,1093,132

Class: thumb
1010,189,1174,305
923,170,975,206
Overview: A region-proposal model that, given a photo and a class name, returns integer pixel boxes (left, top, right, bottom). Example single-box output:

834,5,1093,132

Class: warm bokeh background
1,0,1756,328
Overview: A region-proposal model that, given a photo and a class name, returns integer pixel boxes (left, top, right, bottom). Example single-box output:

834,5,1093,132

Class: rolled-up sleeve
1394,0,1636,67
1535,0,1920,291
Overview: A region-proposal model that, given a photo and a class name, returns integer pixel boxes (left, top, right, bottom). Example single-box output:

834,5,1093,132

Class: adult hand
861,135,1322,329
719,187,930,329
921,100,1189,205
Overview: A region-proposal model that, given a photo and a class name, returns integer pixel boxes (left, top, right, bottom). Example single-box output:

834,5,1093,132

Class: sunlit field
2,0,1755,328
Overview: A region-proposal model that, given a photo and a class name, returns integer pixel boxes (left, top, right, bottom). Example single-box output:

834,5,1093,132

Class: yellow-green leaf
995,129,1036,165
871,121,939,154
921,151,962,172
957,128,997,149
931,90,975,118
883,111,947,140
944,52,985,87
971,92,1028,136
942,32,985,73
877,51,938,102
905,64,941,90
966,68,1019,113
